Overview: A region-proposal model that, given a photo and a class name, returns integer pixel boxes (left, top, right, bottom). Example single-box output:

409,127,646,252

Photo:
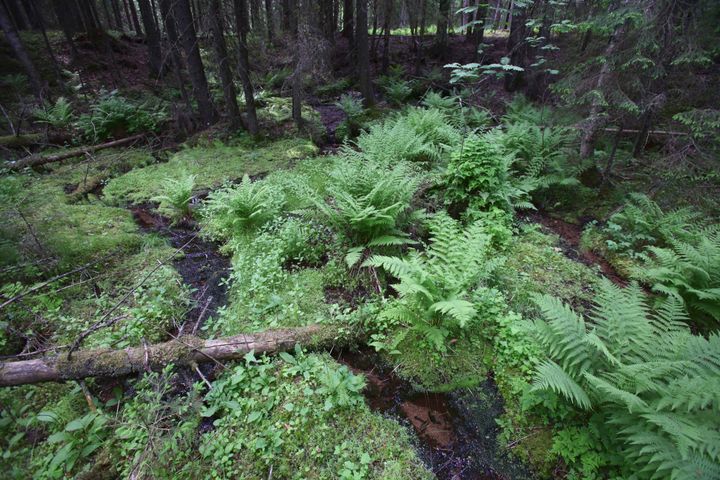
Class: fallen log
0,324,335,387
0,132,72,148
5,134,145,171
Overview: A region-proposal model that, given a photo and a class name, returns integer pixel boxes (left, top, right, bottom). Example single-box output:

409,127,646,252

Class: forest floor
2,31,715,480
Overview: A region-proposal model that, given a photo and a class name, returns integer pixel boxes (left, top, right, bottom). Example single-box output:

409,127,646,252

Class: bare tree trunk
233,0,259,134
265,0,274,43
0,2,45,100
504,1,526,91
381,0,391,72
173,0,217,126
356,0,374,106
126,0,143,34
434,0,450,54
209,0,241,127
28,0,63,86
0,325,333,387
138,0,162,76
111,0,124,30
419,0,426,35
158,0,193,114
579,22,626,159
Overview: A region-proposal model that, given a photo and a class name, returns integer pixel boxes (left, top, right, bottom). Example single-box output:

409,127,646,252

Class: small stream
131,206,230,334
334,349,534,480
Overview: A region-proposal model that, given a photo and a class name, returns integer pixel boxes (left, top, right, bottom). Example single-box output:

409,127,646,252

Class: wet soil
334,349,534,480
313,102,346,153
527,211,627,286
131,205,230,333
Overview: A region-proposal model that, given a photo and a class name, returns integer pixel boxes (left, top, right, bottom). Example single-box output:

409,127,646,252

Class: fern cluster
587,193,700,259
313,159,422,266
366,214,503,351
530,280,720,479
202,175,285,240
342,107,461,164
151,175,196,221
445,132,535,214
635,229,720,325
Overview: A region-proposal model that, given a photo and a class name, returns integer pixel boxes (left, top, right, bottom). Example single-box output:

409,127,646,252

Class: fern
635,231,720,326
151,174,196,221
445,131,535,213
313,160,421,266
202,175,285,240
33,97,74,130
365,214,501,351
530,280,720,479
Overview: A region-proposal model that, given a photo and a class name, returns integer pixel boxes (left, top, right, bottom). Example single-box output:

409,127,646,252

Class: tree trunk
250,0,262,31
158,0,193,113
380,0,391,72
356,0,374,106
111,0,124,30
138,0,162,76
0,2,45,100
579,22,626,160
265,0,274,43
28,0,63,86
434,0,450,54
209,0,241,127
504,1,526,91
173,0,217,126
0,325,333,387
233,0,259,134
126,0,143,34
419,0,426,35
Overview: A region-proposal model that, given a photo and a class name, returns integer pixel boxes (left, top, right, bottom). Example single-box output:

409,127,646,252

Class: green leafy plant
529,280,720,479
76,91,165,142
634,230,720,325
33,97,74,130
313,160,421,266
445,132,535,213
383,79,413,106
202,174,286,240
151,174,196,221
365,214,503,351
336,94,365,138
421,91,459,112
400,107,462,151
583,194,699,259
35,410,109,479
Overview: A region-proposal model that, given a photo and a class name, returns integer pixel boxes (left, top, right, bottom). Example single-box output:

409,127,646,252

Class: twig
78,380,97,412
68,234,198,357
0,257,107,310
191,361,212,390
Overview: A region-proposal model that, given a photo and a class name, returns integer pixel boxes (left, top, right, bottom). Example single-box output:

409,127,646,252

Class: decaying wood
0,325,334,387
5,134,145,171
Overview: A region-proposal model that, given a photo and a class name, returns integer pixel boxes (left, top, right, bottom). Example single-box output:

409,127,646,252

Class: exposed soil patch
324,285,371,309
527,211,627,286
334,349,533,480
130,205,230,333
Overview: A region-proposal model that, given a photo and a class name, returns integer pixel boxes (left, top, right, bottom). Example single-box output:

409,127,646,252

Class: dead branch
5,134,145,171
0,325,334,387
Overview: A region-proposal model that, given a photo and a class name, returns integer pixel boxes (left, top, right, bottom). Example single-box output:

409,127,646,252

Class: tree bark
0,2,45,100
110,0,124,30
265,0,274,43
158,0,193,113
233,0,259,134
579,22,626,159
504,1,526,91
127,0,143,34
173,0,218,126
138,0,162,76
209,0,241,127
380,0,391,72
356,0,374,106
342,0,353,38
0,325,333,387
434,0,450,53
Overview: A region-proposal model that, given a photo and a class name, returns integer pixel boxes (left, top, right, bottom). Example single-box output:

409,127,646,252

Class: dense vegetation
0,0,718,479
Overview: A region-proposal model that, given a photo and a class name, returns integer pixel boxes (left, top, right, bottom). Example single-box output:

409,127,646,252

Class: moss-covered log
5,134,145,171
0,325,335,387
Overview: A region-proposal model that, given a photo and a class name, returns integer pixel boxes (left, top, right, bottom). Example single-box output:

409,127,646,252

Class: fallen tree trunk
5,134,145,171
0,132,71,148
0,325,334,387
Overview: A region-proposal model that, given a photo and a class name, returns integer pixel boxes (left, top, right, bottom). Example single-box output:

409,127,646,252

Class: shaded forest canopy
0,0,719,479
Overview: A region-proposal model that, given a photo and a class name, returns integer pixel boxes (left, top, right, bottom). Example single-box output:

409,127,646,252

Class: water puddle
334,349,534,480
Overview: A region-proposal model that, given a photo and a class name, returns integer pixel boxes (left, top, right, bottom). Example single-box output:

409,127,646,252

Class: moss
56,348,132,379
498,224,600,315
387,330,491,392
103,137,318,205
